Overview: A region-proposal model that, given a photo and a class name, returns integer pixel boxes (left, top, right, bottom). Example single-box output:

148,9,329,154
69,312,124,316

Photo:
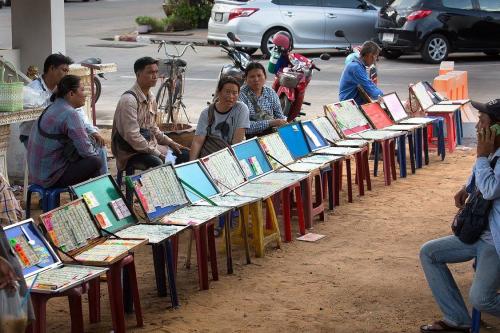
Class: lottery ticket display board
3,219,107,293
324,100,372,136
258,133,294,170
128,164,190,221
310,117,342,143
381,92,435,125
361,102,394,129
300,121,330,151
71,174,186,244
200,148,247,191
175,160,260,208
232,138,273,180
39,199,146,265
277,123,311,159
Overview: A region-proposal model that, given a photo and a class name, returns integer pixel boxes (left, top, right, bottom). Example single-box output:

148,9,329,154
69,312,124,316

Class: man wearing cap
419,99,500,333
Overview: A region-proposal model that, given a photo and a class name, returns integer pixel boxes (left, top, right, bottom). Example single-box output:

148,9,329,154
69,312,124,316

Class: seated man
20,53,108,175
28,75,102,188
112,57,188,175
420,99,500,333
339,41,383,106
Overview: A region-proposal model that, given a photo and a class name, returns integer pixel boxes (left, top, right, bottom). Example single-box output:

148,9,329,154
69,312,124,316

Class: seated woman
239,62,287,137
28,75,102,188
189,77,250,160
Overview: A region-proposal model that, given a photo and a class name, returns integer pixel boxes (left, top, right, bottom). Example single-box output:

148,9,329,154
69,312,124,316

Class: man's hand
170,142,189,154
91,133,106,147
454,187,469,209
270,119,287,127
0,257,18,289
477,126,496,158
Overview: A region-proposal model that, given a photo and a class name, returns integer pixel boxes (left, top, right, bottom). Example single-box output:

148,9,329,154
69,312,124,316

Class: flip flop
420,320,470,333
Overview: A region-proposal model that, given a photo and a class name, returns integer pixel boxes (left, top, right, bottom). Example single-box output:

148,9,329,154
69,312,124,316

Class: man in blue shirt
339,41,383,106
420,99,500,333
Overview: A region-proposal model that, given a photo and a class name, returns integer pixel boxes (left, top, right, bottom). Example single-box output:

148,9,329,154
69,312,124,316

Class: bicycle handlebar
155,40,197,59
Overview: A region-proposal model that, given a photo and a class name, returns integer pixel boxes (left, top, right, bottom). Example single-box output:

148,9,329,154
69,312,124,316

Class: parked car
377,0,500,63
208,0,380,56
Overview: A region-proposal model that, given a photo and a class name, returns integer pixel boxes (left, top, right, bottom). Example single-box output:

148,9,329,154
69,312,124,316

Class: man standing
339,41,383,106
20,54,108,175
419,99,500,333
112,57,188,174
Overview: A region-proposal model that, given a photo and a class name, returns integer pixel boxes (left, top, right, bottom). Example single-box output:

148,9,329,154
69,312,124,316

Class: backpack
199,104,231,158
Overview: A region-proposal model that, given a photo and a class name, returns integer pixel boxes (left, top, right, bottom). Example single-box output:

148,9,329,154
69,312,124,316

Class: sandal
420,320,470,333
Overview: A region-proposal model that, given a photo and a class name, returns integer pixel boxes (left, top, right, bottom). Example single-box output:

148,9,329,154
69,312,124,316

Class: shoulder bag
199,104,231,158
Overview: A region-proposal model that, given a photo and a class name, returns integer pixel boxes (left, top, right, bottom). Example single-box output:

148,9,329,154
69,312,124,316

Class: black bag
199,104,231,158
37,107,81,163
452,157,499,244
112,90,153,154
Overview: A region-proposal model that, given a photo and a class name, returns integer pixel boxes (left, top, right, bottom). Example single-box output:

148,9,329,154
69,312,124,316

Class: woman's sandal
420,320,470,333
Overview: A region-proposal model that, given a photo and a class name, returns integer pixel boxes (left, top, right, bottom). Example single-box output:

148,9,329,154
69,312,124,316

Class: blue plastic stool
26,184,71,217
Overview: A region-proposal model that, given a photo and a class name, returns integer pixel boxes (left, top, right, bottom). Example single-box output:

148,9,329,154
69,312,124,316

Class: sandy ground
30,147,500,333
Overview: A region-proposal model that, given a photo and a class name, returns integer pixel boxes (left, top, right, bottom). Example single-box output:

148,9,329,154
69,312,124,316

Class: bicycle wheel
156,80,172,122
93,76,102,103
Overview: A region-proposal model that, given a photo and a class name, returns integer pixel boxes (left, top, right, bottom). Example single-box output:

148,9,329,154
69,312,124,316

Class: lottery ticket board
200,148,247,191
4,220,107,293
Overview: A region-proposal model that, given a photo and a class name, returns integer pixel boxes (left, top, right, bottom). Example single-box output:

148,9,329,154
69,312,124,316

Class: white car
208,0,381,56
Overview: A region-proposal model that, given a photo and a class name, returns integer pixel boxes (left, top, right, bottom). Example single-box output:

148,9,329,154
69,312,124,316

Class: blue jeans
420,235,500,327
97,145,108,175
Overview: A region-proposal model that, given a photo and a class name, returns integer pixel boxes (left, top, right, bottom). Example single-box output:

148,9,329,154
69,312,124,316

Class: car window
389,0,420,8
478,0,500,12
322,0,361,8
279,0,321,5
441,0,473,10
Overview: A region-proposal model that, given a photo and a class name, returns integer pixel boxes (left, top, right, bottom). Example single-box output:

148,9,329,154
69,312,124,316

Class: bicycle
152,40,196,126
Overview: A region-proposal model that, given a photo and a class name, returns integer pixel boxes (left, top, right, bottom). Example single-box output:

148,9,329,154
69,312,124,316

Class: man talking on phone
419,99,500,333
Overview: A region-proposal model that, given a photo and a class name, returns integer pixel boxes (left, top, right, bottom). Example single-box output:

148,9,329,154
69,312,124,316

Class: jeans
420,235,500,327
125,153,163,174
96,145,108,175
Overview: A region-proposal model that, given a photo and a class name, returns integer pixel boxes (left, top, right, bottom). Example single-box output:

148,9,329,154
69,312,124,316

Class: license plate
214,12,223,22
382,33,395,43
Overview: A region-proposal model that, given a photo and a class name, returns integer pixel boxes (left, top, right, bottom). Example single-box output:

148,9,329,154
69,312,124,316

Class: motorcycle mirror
319,53,331,61
227,32,237,42
334,30,345,38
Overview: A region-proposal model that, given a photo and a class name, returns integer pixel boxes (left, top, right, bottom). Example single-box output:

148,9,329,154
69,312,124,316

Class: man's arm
189,135,205,160
352,65,383,100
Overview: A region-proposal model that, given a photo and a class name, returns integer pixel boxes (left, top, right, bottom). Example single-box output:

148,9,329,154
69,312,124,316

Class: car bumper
208,18,264,48
376,29,422,51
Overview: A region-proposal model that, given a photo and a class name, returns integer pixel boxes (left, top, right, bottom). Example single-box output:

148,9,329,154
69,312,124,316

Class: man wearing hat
419,99,500,333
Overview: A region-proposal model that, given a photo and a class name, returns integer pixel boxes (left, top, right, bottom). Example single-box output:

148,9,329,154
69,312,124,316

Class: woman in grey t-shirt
190,77,250,160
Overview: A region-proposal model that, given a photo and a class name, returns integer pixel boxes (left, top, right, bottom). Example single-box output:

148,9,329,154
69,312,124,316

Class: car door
322,0,378,47
278,0,326,47
476,0,500,48
440,0,484,49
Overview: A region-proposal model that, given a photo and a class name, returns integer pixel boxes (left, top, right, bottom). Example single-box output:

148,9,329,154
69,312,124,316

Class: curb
113,33,209,46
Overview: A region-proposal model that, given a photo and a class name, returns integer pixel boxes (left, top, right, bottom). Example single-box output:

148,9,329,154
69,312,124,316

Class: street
1,0,500,126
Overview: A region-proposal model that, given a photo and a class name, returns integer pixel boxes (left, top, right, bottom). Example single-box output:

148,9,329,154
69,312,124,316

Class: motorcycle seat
161,59,187,67
80,57,102,65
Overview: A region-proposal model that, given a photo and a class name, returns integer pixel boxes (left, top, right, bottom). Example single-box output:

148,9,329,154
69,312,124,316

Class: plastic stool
26,185,71,217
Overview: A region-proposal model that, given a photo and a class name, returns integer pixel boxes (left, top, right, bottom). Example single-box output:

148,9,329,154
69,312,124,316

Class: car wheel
236,47,258,56
484,50,500,56
381,49,402,60
261,28,289,58
421,34,449,64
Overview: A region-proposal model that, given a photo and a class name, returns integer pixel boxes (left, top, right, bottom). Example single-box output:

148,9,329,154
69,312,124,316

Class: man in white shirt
20,53,108,175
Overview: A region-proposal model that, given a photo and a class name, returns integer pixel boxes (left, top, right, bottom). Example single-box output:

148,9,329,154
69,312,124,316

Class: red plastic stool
281,182,305,242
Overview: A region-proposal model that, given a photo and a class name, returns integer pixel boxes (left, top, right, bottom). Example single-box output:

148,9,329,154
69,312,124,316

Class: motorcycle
215,32,251,91
334,30,378,85
79,57,106,103
271,51,329,122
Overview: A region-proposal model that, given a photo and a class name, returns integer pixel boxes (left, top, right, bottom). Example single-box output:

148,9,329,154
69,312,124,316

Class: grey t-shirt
195,101,250,143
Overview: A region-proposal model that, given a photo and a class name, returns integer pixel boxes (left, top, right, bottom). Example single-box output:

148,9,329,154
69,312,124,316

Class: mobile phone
490,124,500,136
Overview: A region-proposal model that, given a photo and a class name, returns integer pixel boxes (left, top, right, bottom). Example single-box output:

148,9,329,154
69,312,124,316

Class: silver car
208,0,381,56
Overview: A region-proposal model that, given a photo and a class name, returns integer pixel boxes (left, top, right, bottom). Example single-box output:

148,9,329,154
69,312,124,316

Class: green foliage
135,16,153,26
172,1,213,29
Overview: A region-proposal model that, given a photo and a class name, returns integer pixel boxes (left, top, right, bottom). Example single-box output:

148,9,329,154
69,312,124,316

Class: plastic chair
27,284,88,333
26,185,72,217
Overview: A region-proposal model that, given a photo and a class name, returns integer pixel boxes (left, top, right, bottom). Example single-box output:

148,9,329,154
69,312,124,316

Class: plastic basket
0,61,23,112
